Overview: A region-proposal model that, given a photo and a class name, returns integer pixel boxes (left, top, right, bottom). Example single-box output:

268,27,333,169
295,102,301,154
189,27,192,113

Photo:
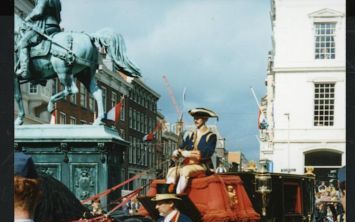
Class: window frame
59,112,66,124
29,83,38,94
69,116,76,125
314,22,336,60
80,83,87,108
313,82,335,127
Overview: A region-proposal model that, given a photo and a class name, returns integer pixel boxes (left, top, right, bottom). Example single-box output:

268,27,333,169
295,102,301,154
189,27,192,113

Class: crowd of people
314,179,346,222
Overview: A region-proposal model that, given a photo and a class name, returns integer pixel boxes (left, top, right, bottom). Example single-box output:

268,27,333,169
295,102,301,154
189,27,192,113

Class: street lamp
255,162,272,217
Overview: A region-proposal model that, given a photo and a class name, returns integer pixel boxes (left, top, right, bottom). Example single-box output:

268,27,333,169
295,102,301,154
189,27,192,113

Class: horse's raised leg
48,74,78,113
48,89,67,113
89,78,105,125
14,76,25,125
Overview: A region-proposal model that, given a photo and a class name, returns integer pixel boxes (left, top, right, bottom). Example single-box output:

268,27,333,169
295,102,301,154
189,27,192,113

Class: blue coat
156,212,194,222
179,130,217,163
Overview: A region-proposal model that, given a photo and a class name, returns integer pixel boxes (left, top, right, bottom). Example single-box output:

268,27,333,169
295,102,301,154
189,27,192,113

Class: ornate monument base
14,124,129,207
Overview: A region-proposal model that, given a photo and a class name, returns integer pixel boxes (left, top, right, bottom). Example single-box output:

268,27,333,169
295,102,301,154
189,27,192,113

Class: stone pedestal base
15,124,129,207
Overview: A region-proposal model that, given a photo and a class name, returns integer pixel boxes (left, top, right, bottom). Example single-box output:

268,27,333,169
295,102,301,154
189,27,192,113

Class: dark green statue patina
14,0,141,126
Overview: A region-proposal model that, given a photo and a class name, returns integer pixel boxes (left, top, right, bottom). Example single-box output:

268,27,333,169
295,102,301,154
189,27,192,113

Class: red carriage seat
139,174,260,222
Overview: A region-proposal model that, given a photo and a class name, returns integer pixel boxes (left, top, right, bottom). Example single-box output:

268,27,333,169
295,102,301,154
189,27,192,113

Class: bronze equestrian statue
15,0,141,126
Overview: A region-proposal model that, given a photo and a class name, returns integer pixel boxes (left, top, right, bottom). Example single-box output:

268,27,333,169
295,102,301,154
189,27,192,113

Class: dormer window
309,8,344,60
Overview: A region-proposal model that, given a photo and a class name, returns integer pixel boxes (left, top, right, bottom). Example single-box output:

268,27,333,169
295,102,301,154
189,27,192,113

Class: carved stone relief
36,164,61,180
72,165,97,200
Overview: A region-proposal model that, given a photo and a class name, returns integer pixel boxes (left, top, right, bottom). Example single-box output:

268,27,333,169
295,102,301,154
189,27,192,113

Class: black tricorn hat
14,152,38,179
188,107,218,120
151,183,181,201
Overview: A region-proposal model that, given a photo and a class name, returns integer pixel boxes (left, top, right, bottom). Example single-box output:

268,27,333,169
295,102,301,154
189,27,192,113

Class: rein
81,157,172,205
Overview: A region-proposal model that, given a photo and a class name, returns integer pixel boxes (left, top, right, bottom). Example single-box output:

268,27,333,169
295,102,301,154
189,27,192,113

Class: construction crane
162,75,184,136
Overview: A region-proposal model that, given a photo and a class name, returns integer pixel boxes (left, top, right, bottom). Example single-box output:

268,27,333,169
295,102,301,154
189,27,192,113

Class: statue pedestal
15,124,129,207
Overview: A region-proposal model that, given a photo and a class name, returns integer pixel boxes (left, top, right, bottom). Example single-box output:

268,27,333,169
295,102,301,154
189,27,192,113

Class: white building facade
260,0,345,179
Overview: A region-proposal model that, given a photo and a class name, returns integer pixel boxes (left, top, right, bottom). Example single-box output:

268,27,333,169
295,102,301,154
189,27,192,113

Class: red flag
106,96,125,124
142,132,154,142
50,111,56,124
142,121,162,142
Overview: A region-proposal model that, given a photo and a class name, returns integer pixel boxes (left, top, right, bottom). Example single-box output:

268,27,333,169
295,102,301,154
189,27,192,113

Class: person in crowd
129,196,141,215
314,202,327,222
334,202,344,222
166,108,218,194
152,184,193,222
90,198,105,216
121,197,130,216
318,181,327,193
14,152,42,222
315,192,322,204
338,166,346,222
228,162,239,172
216,162,227,173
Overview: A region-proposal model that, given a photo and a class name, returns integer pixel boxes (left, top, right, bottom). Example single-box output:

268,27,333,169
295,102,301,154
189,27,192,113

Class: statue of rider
16,0,62,79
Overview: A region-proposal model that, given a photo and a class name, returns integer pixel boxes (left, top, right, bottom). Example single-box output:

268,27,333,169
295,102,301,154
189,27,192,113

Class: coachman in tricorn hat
166,107,218,194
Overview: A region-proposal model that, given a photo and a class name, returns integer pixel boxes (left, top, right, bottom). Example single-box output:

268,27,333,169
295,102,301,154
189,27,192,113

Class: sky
60,0,272,161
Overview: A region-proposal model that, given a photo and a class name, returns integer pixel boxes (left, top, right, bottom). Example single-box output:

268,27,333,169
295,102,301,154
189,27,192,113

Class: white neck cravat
164,209,178,222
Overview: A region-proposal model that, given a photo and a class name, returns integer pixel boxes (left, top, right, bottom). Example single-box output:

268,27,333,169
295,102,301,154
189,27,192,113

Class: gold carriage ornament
305,166,316,176
255,162,272,217
246,160,257,172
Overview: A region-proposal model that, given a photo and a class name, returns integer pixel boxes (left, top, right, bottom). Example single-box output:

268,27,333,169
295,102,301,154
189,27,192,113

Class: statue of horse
14,25,141,125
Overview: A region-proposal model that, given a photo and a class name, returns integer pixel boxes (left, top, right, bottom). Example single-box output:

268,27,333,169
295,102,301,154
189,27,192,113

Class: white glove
181,150,191,158
172,149,180,158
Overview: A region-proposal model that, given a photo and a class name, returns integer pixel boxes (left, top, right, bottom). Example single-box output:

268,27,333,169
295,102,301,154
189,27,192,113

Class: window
29,83,38,94
136,138,140,164
314,83,335,126
70,116,76,125
148,118,152,132
111,92,117,109
59,112,66,124
144,114,147,133
142,144,146,166
133,109,137,130
89,95,95,112
101,87,107,111
152,147,155,168
314,23,336,59
141,113,144,133
120,129,125,139
120,99,125,121
129,136,133,164
283,183,302,215
80,83,87,108
133,137,137,164
70,93,76,104
128,173,135,190
146,146,149,167
129,108,133,128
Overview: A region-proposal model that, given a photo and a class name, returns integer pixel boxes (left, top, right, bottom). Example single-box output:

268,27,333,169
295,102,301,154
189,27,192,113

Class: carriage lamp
255,163,272,217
